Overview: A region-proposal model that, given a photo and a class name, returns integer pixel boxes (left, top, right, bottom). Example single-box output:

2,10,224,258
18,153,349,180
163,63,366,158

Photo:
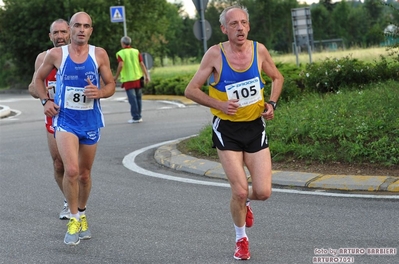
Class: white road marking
157,100,185,108
0,98,36,103
123,137,399,200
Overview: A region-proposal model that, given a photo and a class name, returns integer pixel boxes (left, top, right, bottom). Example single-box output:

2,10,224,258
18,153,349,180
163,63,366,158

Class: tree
0,0,75,86
205,2,226,47
311,4,333,41
331,0,351,45
346,6,369,46
0,0,171,86
363,0,384,24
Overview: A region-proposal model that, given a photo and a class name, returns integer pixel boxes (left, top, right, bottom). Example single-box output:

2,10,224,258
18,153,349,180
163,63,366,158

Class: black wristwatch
268,100,277,110
41,98,50,106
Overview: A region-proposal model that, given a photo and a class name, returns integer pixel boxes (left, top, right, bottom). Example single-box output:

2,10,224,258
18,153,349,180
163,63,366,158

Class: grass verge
180,80,399,167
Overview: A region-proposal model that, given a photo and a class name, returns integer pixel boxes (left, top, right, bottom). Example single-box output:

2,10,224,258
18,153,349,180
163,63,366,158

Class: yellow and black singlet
209,41,266,122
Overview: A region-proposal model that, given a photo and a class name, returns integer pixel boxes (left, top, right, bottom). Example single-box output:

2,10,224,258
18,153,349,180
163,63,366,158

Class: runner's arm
28,52,46,98
185,45,239,115
97,47,116,98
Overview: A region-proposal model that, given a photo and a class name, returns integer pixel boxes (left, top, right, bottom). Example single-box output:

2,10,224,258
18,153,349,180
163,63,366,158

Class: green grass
155,47,399,166
179,82,399,167
150,64,199,79
273,46,392,65
151,47,393,80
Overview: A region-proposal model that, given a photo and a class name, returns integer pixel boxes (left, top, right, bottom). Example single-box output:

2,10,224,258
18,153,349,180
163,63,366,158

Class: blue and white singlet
53,45,104,131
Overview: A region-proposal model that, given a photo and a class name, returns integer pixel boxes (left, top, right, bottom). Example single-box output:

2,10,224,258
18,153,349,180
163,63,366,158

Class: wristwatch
268,100,277,110
41,98,50,106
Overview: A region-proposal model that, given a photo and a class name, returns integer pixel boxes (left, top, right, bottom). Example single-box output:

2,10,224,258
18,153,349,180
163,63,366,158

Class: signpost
110,6,127,37
192,0,210,55
291,7,313,66
142,52,153,70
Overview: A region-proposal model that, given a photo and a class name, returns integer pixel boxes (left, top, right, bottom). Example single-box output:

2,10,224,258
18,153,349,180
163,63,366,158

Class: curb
155,140,399,193
0,105,11,118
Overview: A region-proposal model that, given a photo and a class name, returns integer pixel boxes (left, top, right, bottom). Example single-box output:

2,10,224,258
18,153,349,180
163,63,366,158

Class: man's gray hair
219,5,249,27
121,36,131,45
49,19,68,32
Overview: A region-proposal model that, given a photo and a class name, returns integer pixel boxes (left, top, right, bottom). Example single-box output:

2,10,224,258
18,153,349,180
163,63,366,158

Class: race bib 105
226,77,262,107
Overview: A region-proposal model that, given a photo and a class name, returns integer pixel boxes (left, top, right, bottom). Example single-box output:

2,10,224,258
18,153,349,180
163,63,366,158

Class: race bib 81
64,86,94,110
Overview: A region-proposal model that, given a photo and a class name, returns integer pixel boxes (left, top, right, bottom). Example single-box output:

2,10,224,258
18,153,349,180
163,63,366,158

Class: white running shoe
128,118,143,123
59,203,70,220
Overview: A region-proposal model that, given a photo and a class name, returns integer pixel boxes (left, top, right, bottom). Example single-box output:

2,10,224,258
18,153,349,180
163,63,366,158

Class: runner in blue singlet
34,11,115,246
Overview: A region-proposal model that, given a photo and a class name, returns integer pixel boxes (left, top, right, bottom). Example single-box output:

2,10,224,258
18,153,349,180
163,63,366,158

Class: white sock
234,224,247,242
70,213,79,220
78,207,86,218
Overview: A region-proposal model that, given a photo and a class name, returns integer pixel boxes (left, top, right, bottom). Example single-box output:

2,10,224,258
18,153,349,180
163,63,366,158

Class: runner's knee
252,188,271,201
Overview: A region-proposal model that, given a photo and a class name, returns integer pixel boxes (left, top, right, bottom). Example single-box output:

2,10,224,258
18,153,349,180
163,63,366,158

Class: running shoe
234,237,251,260
59,203,70,220
128,118,143,123
79,215,92,240
245,202,254,228
64,217,80,245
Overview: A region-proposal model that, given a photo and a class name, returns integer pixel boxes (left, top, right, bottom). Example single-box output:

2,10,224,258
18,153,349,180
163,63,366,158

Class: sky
0,0,318,15
168,0,319,18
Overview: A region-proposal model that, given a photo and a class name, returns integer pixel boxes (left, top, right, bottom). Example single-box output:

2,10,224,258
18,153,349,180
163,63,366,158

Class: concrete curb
0,105,11,118
154,140,399,193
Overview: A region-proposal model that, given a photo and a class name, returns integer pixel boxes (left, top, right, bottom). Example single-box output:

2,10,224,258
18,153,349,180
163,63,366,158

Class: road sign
110,6,125,23
193,20,211,41
110,6,127,36
291,7,313,66
142,52,153,70
192,0,209,13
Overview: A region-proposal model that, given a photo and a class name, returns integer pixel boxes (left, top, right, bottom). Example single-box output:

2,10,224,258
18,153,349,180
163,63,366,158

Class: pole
123,6,127,36
199,0,207,53
307,38,312,64
293,43,299,67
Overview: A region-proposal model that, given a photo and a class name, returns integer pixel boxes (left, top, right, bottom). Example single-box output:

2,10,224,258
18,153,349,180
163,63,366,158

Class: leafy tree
311,4,332,41
158,2,202,65
205,2,226,47
331,0,351,46
1,0,398,88
0,0,75,86
0,0,170,86
363,0,384,24
346,6,369,46
320,0,334,12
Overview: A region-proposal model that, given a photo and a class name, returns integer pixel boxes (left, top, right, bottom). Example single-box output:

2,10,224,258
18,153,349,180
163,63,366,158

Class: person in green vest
114,36,150,123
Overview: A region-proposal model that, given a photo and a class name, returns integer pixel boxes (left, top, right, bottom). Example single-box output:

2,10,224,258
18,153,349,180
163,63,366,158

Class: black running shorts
212,116,269,153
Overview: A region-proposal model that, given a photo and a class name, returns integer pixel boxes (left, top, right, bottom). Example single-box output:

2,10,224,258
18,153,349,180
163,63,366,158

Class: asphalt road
0,91,398,264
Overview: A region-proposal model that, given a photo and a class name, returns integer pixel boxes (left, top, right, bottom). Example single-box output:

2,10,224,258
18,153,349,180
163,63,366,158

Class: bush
185,81,399,166
269,81,399,165
300,55,399,94
144,73,207,95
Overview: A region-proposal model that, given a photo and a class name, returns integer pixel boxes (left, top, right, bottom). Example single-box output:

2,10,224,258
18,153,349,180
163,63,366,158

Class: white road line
157,100,186,108
123,137,399,200
0,98,36,103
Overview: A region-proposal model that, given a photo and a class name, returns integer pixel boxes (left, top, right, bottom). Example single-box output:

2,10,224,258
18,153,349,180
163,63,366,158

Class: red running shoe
234,237,251,260
245,202,254,228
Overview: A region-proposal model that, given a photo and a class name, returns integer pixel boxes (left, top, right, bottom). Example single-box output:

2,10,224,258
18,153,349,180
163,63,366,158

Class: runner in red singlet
28,19,71,220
